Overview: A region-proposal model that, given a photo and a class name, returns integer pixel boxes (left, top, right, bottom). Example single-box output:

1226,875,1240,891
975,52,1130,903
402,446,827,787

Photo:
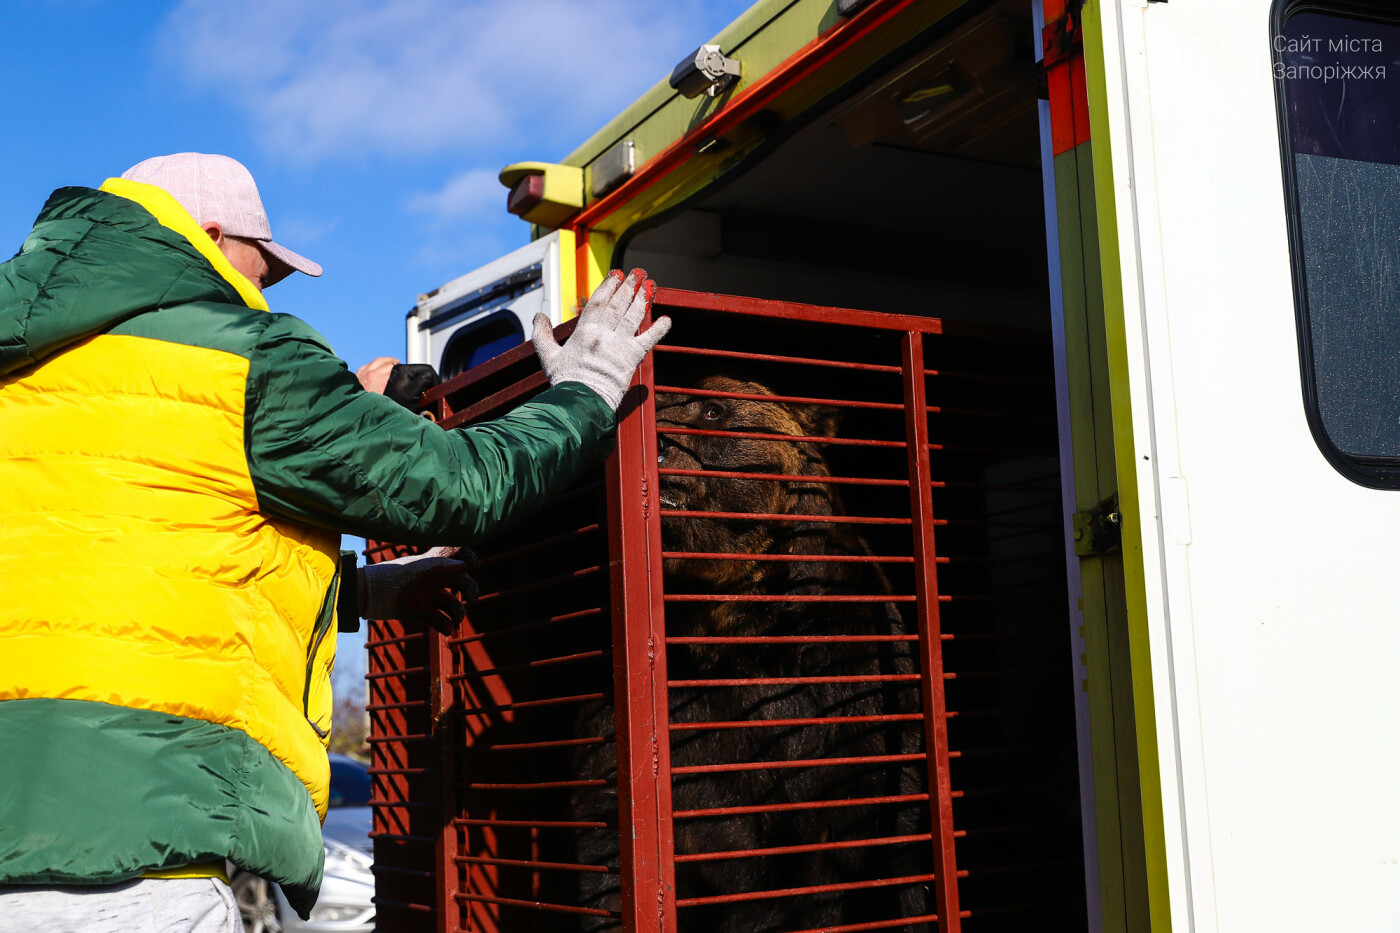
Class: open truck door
1042,1,1400,931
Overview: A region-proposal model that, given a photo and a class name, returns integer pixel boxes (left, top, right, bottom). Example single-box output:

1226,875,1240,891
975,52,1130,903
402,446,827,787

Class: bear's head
655,375,852,592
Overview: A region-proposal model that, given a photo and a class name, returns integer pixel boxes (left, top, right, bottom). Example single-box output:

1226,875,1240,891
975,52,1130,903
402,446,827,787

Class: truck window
439,311,525,379
1276,3,1400,484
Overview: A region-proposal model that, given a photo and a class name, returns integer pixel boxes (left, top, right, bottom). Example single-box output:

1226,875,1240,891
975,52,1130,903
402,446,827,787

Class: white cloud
157,0,750,164
407,168,503,225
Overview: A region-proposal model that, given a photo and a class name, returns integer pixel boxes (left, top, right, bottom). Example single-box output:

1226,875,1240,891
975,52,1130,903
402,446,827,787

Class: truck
387,1,1400,930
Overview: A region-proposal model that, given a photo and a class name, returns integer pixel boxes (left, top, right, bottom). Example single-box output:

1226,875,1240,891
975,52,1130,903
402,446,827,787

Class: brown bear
571,376,931,932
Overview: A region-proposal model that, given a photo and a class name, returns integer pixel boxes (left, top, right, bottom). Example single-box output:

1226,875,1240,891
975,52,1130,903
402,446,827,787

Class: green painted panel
1053,140,1151,933
1079,0,1172,927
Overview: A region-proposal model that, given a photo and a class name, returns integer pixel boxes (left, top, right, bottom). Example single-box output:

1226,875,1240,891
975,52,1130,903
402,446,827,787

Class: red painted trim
606,334,677,932
575,230,593,314
434,626,461,933
655,287,943,334
901,332,962,933
1071,52,1092,151
1048,63,1076,156
574,0,923,231
1044,11,1090,157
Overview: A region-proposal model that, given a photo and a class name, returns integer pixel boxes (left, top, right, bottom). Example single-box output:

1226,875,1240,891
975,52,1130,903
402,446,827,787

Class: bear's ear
792,402,842,439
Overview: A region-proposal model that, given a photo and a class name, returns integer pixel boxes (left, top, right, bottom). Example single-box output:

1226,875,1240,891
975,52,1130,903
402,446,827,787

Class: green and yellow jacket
0,180,614,914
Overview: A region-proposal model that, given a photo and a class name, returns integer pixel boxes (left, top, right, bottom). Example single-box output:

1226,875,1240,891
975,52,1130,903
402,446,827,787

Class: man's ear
200,221,224,245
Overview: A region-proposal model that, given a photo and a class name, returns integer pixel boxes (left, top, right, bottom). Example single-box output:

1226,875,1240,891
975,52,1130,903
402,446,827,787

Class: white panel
408,231,563,373
1105,1,1400,929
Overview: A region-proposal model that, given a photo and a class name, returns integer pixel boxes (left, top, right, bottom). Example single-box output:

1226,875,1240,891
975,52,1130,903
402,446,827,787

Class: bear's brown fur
571,377,930,932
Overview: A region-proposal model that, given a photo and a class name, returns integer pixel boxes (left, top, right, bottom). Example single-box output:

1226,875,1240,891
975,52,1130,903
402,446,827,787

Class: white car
231,753,375,933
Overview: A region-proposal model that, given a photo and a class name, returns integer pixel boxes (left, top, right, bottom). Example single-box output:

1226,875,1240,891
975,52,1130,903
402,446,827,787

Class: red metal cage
366,288,1085,932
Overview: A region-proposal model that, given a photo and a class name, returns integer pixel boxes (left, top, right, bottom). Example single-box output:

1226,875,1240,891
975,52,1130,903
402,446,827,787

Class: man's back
0,180,336,910
0,153,668,931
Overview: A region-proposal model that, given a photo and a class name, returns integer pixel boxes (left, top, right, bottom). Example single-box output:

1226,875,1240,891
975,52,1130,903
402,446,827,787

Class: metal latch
670,44,741,98
1073,494,1122,556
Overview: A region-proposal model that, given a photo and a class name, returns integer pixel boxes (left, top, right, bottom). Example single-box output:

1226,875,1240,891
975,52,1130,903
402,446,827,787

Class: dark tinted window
328,756,371,808
1283,13,1400,164
1278,6,1400,476
440,311,525,379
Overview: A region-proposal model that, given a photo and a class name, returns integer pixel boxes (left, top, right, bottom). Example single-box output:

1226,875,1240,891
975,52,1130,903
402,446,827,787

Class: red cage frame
367,287,1082,933
604,292,956,932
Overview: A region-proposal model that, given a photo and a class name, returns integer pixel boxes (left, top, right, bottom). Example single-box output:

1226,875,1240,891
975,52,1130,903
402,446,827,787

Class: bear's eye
702,403,724,421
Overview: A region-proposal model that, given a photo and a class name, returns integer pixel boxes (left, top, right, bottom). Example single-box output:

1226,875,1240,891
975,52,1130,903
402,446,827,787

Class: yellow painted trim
572,228,615,321
1,333,335,817
498,162,584,229
1080,2,1171,928
586,229,614,287
499,162,579,194
142,861,230,884
97,178,269,312
556,227,579,319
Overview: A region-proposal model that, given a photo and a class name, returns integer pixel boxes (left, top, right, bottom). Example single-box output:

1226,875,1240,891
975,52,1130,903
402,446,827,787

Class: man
0,153,669,931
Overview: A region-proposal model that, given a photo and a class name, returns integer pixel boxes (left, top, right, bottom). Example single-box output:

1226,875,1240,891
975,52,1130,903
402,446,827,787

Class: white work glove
532,268,672,411
358,546,479,633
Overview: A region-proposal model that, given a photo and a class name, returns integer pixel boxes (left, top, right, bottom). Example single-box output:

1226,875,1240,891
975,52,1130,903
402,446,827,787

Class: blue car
231,753,375,933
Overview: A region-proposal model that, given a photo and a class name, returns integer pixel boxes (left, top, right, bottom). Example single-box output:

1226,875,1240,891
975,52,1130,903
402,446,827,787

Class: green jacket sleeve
244,312,616,545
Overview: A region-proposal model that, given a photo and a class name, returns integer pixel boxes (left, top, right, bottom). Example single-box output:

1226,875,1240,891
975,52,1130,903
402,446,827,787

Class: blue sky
3,1,754,368
3,0,755,690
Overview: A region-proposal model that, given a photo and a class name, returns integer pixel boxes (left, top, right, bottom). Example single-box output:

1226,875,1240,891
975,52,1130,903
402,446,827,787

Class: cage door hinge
1042,4,1085,69
1073,494,1122,557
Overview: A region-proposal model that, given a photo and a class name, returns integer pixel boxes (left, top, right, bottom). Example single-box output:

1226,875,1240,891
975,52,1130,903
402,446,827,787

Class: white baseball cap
121,153,322,280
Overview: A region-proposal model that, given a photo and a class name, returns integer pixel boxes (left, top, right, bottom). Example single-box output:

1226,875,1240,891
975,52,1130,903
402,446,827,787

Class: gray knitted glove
533,268,672,411
358,547,479,633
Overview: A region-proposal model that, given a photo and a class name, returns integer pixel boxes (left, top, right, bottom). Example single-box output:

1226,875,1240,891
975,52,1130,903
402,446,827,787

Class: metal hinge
1073,494,1122,557
1041,10,1084,69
